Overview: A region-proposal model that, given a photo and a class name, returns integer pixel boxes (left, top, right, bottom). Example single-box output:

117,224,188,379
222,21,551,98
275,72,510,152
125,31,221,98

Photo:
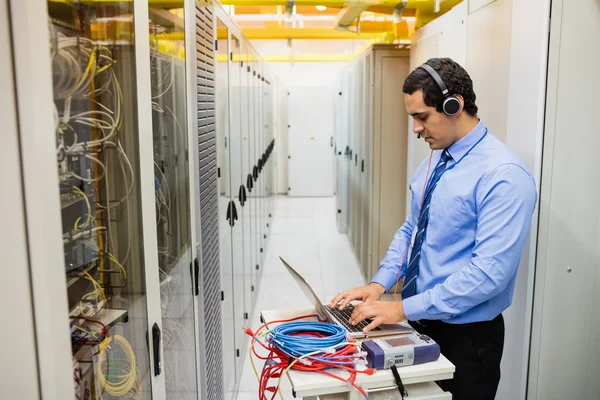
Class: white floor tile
270,216,316,234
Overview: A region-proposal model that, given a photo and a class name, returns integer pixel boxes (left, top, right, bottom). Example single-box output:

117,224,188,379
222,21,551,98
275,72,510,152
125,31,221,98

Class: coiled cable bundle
246,315,374,400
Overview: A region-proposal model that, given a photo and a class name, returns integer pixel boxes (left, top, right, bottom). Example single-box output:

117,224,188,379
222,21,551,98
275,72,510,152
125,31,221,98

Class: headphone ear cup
443,96,461,116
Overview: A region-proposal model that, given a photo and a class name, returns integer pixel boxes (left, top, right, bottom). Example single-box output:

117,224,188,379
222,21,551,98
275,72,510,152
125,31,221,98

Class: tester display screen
384,337,415,347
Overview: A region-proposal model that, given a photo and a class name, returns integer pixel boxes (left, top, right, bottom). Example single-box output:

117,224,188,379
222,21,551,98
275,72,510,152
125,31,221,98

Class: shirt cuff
402,293,429,322
370,268,400,293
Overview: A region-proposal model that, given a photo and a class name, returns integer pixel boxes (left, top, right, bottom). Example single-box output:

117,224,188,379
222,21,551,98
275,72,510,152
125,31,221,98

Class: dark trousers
409,314,505,400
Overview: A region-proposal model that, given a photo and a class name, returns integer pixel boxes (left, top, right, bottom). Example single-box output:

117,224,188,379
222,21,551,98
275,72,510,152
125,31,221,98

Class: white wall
268,62,347,87
269,62,346,193
466,0,512,143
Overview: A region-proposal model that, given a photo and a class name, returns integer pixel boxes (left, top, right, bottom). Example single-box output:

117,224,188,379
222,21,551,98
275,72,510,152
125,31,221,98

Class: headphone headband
417,63,461,116
419,64,449,96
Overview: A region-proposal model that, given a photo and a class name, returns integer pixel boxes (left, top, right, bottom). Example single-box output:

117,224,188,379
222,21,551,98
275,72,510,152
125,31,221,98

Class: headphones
418,64,461,116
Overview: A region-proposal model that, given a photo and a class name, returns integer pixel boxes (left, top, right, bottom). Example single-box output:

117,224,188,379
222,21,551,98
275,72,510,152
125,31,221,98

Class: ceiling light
315,5,327,11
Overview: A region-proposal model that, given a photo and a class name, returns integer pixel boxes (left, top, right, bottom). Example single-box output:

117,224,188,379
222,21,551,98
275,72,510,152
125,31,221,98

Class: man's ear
454,94,465,115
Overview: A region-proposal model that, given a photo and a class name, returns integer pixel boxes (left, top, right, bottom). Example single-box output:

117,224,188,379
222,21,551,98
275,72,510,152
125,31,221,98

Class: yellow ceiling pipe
222,0,401,7
156,28,385,40
50,0,187,6
353,19,410,40
222,0,463,18
240,27,387,40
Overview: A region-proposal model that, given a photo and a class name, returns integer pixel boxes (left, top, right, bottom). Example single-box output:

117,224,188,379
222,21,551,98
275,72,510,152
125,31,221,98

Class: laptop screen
279,256,329,321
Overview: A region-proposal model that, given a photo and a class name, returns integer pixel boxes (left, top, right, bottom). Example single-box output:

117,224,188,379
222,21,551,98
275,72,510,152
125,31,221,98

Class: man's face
404,90,458,150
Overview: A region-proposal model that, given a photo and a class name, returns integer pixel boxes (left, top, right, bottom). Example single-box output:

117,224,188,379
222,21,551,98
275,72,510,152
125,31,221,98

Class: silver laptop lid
279,256,329,321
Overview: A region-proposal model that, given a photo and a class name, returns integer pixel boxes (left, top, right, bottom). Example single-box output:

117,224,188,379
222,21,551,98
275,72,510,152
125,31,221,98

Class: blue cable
267,322,350,365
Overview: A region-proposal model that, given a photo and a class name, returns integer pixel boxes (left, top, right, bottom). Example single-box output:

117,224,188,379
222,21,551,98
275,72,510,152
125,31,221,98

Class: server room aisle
234,195,367,399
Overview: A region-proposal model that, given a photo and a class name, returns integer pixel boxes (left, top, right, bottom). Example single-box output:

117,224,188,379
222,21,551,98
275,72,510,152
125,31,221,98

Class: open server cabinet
335,44,410,281
3,0,274,398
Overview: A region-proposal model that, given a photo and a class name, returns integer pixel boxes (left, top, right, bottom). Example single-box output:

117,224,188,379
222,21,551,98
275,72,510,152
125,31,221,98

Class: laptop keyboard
326,304,381,333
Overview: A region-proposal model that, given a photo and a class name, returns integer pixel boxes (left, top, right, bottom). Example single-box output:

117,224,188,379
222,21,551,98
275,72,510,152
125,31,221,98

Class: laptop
279,256,413,339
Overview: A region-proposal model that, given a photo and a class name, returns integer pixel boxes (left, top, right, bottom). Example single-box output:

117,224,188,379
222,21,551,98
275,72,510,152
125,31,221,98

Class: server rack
5,0,275,398
335,44,410,281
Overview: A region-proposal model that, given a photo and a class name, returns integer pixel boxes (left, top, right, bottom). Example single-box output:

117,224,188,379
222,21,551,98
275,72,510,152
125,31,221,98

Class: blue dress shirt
371,121,537,324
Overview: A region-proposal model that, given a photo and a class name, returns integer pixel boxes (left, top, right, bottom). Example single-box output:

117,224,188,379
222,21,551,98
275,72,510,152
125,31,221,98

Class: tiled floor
235,196,366,399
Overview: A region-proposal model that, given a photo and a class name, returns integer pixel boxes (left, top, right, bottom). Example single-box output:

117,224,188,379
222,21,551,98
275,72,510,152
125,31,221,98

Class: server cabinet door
257,62,266,277
348,63,358,247
251,59,261,301
241,43,256,314
361,53,373,278
22,0,168,397
194,2,225,399
215,18,237,399
228,33,248,381
148,2,201,399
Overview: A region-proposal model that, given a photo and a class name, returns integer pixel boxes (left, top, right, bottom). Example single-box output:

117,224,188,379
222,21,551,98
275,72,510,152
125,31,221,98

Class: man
330,58,537,399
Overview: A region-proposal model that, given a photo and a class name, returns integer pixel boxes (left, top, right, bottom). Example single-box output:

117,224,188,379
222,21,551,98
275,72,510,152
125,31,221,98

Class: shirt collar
445,119,487,162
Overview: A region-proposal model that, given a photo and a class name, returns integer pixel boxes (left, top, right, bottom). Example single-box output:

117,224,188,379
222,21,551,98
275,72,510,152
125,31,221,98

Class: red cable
71,316,110,337
394,150,434,302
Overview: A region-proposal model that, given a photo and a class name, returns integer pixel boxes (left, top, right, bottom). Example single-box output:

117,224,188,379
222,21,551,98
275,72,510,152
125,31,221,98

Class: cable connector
244,327,255,336
265,359,277,367
354,359,368,367
295,357,312,366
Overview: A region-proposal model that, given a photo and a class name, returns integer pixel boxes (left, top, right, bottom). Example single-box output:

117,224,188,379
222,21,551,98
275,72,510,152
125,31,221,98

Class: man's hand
329,283,386,310
350,301,407,332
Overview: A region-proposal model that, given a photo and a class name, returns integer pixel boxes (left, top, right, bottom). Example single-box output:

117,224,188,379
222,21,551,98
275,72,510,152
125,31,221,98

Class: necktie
402,149,452,299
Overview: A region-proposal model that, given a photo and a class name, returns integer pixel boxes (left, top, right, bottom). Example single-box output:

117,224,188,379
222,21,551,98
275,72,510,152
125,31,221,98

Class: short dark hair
403,58,478,116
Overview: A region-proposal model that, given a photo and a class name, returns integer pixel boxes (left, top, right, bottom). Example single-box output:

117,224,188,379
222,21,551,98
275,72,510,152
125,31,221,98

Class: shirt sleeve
402,164,537,321
370,201,417,293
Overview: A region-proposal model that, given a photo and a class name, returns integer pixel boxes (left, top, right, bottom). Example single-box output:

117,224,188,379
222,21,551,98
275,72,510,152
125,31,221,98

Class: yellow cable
73,48,96,95
96,335,137,396
83,271,107,304
97,251,127,281
107,253,127,280
73,325,96,337
72,186,92,230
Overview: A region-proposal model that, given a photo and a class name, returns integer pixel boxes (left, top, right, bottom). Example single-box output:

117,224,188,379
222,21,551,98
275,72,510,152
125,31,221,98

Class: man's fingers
338,297,353,310
350,305,372,325
363,317,384,333
329,292,346,308
339,291,361,310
